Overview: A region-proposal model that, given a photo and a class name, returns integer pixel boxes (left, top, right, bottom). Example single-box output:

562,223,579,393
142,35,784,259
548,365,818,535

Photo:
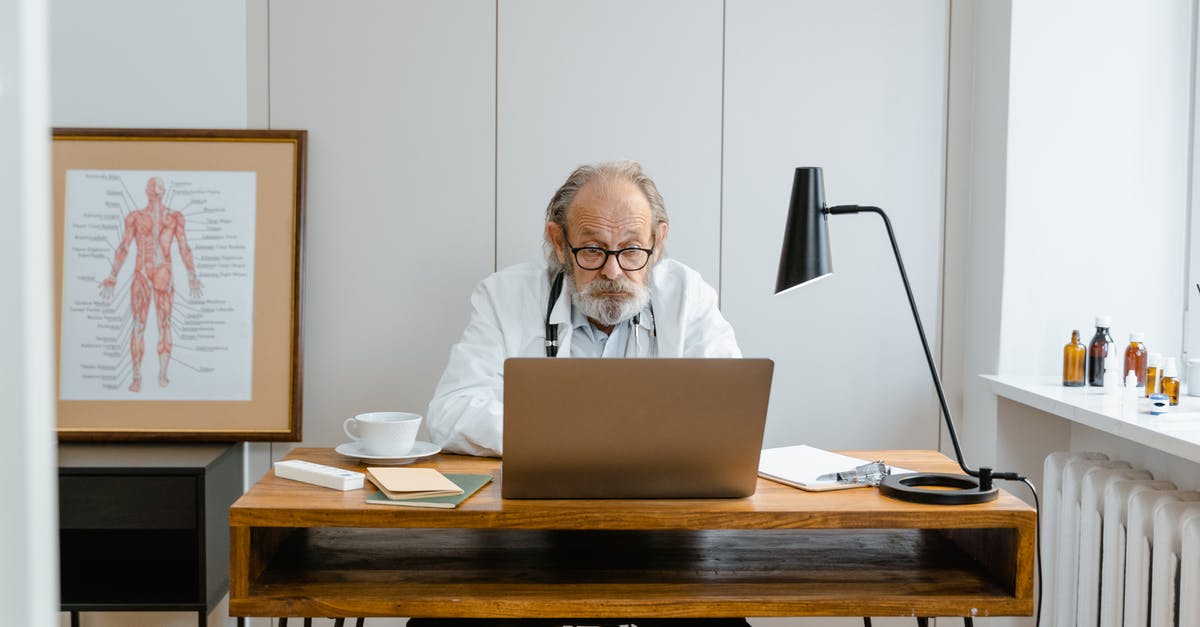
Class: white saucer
334,440,441,465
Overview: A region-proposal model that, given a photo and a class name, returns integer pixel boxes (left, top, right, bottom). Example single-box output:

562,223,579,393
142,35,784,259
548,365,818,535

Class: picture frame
52,128,306,441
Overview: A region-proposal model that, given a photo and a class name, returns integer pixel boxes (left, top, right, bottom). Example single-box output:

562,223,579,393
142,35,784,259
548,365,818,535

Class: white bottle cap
1096,315,1112,327
1164,357,1179,378
1125,370,1137,387
1149,353,1162,367
1130,332,1144,342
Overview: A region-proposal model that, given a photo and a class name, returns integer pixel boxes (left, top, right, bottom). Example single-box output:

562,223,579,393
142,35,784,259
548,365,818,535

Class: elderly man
427,160,741,457
420,161,747,627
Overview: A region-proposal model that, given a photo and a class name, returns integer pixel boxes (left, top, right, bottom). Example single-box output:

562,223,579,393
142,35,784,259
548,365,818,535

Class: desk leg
69,611,79,627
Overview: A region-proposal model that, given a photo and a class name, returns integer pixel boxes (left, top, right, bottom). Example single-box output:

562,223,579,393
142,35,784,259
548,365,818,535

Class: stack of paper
366,467,463,499
364,467,491,509
758,444,912,492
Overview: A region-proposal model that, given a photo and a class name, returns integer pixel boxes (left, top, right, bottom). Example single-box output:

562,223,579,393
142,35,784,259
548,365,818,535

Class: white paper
758,444,913,492
59,170,257,400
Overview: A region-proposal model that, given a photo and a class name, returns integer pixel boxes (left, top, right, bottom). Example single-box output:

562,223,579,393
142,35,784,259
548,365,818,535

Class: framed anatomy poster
53,128,306,441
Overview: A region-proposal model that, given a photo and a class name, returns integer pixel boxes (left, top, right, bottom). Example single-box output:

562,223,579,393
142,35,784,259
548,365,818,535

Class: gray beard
571,275,650,328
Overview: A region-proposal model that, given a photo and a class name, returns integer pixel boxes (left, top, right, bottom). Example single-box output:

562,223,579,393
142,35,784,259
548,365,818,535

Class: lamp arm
827,205,1022,482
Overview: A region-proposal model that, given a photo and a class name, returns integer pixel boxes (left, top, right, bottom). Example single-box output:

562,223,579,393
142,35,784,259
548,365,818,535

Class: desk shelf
231,449,1035,619
241,527,1018,618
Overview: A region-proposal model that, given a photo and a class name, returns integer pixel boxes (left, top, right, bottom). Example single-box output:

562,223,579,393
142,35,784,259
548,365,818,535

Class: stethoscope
544,271,655,357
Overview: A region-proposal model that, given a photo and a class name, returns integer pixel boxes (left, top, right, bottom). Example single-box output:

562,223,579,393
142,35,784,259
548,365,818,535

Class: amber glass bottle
1063,330,1086,387
1146,353,1161,397
1087,316,1114,387
1124,333,1147,387
1162,357,1180,406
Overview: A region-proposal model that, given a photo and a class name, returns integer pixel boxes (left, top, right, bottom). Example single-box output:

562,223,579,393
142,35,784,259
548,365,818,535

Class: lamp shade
775,167,832,294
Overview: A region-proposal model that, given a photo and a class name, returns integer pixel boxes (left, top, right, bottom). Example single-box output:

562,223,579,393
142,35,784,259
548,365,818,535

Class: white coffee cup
343,411,422,456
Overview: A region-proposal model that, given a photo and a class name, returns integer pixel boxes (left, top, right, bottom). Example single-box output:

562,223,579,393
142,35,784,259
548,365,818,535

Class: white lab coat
426,259,741,457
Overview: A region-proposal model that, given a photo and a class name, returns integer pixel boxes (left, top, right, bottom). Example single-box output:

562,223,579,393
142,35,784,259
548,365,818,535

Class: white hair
543,160,668,273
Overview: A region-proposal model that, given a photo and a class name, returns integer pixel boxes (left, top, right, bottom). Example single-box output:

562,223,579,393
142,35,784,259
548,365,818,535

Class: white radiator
1043,452,1200,627
1181,515,1200,624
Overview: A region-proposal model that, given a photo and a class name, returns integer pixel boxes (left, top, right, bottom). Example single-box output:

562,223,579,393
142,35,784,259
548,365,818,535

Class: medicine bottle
1063,330,1086,387
1123,370,1139,416
1103,352,1121,394
1087,316,1114,387
1162,357,1180,406
1146,353,1162,397
1124,333,1147,387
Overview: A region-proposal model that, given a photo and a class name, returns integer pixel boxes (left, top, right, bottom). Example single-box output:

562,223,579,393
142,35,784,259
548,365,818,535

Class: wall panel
50,0,248,127
496,0,724,284
723,0,950,450
269,0,496,449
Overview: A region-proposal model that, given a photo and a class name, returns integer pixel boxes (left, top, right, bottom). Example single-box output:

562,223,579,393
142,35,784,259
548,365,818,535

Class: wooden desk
230,448,1034,619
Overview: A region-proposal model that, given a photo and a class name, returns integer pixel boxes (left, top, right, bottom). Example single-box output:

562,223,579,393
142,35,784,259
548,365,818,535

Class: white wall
1000,0,1192,378
268,0,496,454
50,0,249,128
954,0,1195,472
724,0,950,450
497,0,725,285
948,0,1014,470
2,0,60,625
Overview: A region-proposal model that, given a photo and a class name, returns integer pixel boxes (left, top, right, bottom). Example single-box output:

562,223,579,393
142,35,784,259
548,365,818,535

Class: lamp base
878,472,999,505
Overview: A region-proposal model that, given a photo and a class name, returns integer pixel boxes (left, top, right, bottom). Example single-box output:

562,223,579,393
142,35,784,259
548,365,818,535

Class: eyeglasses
564,235,654,271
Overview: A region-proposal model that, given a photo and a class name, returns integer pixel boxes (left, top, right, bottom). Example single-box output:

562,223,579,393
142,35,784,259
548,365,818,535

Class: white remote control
274,459,365,491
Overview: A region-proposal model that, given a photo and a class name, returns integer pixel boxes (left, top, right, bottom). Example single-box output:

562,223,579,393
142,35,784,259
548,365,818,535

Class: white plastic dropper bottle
1123,370,1139,415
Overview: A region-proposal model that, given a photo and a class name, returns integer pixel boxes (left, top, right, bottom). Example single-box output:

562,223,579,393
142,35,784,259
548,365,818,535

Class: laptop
501,357,774,499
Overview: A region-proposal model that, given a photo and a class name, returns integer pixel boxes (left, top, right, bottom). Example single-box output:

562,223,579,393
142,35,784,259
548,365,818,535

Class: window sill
982,374,1200,463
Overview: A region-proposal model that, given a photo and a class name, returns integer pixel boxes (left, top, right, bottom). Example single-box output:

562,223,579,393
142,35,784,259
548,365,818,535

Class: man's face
550,178,666,326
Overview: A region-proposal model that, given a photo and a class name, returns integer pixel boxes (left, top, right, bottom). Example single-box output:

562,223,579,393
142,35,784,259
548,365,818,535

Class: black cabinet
59,443,243,626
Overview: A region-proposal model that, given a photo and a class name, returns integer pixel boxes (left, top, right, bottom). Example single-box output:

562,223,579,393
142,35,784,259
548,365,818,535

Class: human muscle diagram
60,170,257,401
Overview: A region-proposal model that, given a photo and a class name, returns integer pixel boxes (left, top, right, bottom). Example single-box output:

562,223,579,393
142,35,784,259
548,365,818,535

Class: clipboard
758,444,912,492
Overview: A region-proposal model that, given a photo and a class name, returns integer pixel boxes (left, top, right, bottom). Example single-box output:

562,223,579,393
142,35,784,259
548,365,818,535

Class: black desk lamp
776,166,1020,505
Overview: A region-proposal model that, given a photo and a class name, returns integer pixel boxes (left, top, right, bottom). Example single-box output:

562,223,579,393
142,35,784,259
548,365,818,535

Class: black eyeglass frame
563,235,655,271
